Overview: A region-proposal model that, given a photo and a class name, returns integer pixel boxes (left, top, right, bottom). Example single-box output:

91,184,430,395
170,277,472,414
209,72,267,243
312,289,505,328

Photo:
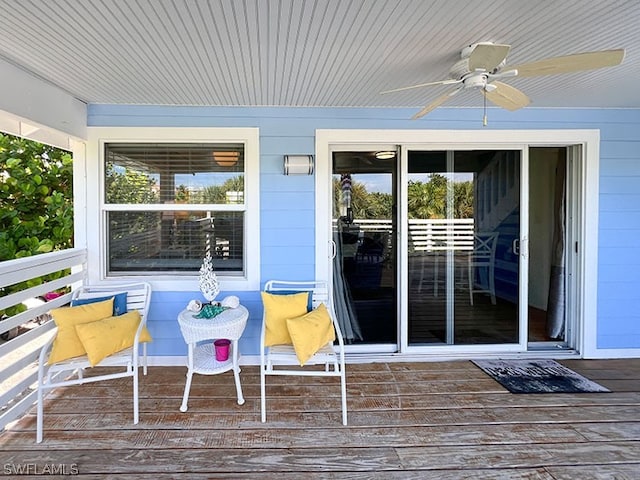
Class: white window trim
86,127,260,292
315,128,599,357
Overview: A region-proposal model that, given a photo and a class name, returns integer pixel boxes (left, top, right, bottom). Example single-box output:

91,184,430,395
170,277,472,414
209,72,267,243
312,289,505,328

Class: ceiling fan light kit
382,42,625,123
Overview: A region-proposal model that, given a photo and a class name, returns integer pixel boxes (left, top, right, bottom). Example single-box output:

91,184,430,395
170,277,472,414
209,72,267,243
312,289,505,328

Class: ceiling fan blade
469,43,511,72
506,49,625,77
380,79,459,94
412,88,461,119
484,81,530,111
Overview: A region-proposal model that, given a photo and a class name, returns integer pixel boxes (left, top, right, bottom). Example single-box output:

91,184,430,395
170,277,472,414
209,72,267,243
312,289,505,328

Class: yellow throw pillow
48,298,114,364
74,310,153,367
261,291,309,346
286,303,336,366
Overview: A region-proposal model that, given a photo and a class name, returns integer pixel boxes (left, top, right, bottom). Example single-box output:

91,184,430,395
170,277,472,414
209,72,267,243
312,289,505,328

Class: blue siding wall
598,133,640,349
147,290,264,358
88,105,640,355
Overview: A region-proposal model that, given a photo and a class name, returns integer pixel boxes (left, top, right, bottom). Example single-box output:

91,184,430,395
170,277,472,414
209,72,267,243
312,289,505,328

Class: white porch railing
408,218,475,252
334,218,475,251
0,248,87,431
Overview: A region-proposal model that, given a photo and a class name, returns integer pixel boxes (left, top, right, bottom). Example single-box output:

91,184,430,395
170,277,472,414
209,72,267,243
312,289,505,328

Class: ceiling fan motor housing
463,73,493,90
449,61,492,90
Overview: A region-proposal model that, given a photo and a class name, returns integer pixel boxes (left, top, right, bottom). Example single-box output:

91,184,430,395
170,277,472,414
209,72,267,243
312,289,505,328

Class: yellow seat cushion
48,298,115,364
286,303,336,366
261,291,310,346
74,310,152,367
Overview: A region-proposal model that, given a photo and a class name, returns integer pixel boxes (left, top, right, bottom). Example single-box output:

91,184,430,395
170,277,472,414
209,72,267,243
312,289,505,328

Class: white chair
468,232,499,305
36,282,152,443
260,280,347,425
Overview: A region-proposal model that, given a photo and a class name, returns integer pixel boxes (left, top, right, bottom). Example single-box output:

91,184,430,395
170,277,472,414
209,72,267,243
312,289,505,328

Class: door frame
315,129,600,358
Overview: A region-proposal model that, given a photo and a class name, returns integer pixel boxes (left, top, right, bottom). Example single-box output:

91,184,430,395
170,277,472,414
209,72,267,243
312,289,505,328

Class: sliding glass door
406,149,526,348
318,129,594,357
331,149,397,347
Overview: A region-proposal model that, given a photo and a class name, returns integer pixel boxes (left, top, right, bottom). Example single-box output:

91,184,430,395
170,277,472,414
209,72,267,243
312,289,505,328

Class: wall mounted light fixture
283,154,314,175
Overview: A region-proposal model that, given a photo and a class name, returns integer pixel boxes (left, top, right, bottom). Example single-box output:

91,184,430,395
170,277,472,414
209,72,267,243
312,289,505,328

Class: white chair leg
340,371,348,426
36,384,44,443
142,343,148,375
133,368,139,424
260,368,267,423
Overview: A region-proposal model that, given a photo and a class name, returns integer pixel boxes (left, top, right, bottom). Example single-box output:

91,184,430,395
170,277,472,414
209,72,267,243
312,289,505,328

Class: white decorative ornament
199,250,220,302
220,295,240,309
187,299,203,313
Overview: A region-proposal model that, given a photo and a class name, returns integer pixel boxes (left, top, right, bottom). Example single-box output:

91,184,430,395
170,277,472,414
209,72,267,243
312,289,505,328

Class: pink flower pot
214,339,231,362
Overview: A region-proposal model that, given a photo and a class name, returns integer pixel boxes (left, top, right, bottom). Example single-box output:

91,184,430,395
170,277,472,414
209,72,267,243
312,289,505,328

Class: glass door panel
332,151,397,345
407,149,521,346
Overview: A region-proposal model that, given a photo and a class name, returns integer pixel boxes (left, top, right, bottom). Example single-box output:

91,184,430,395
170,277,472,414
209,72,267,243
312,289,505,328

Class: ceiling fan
381,42,625,122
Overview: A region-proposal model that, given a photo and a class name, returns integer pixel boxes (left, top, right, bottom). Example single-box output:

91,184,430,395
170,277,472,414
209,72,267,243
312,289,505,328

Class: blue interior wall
88,105,640,355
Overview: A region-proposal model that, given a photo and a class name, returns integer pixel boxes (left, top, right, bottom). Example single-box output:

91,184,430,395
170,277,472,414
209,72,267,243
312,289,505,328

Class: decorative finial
199,218,220,302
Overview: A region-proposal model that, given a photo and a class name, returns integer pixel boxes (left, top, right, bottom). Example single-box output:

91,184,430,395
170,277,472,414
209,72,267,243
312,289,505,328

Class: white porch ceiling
0,0,639,111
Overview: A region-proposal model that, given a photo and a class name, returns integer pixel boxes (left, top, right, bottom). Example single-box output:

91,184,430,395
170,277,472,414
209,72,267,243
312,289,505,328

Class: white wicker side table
177,305,248,412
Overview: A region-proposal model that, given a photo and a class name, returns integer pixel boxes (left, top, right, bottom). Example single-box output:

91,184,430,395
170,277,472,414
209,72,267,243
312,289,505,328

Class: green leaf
37,243,53,253
6,157,21,168
21,183,36,195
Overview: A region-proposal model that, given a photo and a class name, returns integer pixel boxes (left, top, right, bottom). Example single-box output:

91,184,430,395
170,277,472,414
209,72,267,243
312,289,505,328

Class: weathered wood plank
0,447,404,473
50,377,508,398
396,391,640,409
544,464,640,479
1,422,589,449
29,399,640,427
573,422,640,441
33,389,640,413
396,441,640,469
2,359,640,478
4,442,640,474
0,466,557,480
561,359,640,371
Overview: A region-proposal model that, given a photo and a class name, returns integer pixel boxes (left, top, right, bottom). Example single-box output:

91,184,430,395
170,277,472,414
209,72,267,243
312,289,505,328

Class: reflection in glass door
407,150,521,346
331,151,397,345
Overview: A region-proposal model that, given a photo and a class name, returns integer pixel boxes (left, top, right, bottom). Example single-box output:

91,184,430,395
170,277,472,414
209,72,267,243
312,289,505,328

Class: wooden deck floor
1,359,640,479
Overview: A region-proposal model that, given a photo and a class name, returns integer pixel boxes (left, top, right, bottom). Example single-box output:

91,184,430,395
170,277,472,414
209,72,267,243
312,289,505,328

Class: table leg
180,370,193,412
233,367,245,405
180,344,194,412
232,341,245,405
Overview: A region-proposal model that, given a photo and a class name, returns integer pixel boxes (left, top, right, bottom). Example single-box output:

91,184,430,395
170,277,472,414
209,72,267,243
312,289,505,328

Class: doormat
472,359,610,394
